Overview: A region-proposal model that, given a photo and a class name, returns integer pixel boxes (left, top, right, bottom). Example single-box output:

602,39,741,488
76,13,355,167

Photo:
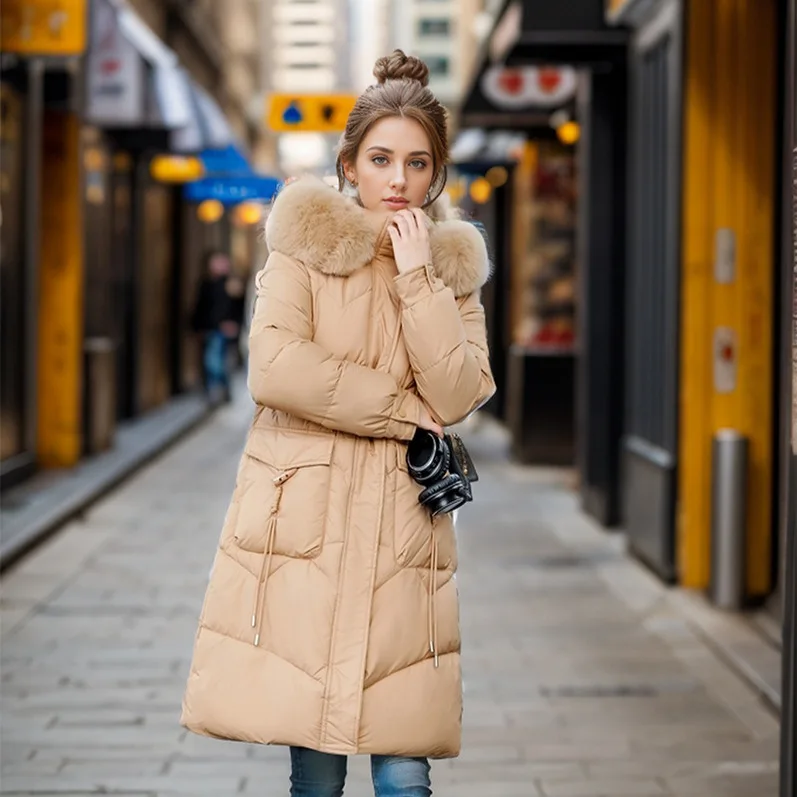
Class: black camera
406,429,479,516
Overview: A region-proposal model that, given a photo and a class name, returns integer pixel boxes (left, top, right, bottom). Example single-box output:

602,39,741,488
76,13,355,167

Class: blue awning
199,145,251,176
184,175,282,204
184,145,282,204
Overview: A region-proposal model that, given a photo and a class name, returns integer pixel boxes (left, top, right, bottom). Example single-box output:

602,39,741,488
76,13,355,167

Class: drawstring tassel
429,527,440,669
432,534,439,669
251,483,283,647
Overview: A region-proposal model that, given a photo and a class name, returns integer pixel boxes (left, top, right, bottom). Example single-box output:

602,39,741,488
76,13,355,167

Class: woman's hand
388,208,432,275
418,403,444,438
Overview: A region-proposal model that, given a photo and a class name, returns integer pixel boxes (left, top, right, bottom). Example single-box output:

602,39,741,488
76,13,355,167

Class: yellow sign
150,155,205,184
1,0,87,55
267,94,358,133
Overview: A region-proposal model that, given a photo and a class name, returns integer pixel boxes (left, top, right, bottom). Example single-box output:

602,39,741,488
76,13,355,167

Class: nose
389,166,407,192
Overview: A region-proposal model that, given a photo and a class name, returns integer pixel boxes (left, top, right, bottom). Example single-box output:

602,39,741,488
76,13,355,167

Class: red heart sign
497,70,524,95
537,68,562,94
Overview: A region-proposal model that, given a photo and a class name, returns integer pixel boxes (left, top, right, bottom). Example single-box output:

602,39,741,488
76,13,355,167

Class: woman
181,50,495,796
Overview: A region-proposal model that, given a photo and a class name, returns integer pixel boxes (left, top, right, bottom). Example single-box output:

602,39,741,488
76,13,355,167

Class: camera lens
420,475,468,516
406,430,449,485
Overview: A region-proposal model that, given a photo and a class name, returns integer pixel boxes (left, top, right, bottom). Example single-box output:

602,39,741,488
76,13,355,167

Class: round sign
481,66,578,110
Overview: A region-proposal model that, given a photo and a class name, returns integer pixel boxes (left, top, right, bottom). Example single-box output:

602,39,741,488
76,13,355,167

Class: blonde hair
336,50,449,207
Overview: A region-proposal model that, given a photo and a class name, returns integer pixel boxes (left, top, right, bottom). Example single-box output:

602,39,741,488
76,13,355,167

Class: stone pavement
0,391,781,796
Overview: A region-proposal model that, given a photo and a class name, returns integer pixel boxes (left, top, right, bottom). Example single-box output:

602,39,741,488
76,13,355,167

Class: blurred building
0,0,275,497
267,0,350,92
385,0,499,109
349,0,390,90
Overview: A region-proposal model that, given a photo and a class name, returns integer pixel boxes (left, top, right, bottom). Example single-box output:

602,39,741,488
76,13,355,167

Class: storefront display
511,141,577,351
503,140,578,466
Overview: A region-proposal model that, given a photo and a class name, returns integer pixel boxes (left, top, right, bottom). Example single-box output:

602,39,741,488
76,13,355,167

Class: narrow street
0,390,780,796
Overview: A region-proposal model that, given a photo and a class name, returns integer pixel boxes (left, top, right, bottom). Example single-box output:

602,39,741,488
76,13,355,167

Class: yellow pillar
37,110,84,467
678,0,777,597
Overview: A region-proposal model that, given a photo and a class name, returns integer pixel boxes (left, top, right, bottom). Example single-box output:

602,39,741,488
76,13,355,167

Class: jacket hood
265,176,491,297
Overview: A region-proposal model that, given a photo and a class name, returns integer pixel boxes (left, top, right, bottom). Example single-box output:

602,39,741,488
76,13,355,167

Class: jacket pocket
233,427,334,557
394,445,457,570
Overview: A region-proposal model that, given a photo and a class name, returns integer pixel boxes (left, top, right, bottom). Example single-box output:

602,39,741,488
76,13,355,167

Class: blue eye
372,156,388,165
410,160,428,169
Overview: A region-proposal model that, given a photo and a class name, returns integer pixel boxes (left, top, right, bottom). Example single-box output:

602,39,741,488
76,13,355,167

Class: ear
341,159,357,184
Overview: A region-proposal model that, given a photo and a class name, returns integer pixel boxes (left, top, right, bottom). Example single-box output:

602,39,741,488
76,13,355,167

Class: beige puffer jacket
181,177,495,758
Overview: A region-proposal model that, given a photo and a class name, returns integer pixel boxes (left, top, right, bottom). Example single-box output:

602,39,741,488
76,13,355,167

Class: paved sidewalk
0,393,780,796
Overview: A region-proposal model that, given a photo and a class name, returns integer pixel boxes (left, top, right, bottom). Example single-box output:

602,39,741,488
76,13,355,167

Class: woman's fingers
411,208,429,234
392,212,412,237
393,208,428,238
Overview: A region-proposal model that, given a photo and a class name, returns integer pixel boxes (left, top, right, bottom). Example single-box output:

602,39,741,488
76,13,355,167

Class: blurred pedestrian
191,250,240,403
182,50,496,796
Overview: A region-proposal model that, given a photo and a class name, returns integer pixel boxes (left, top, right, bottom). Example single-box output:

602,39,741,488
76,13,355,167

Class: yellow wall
37,110,84,467
679,0,777,596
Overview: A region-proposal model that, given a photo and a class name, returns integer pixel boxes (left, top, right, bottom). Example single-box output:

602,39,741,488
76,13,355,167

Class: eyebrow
366,146,432,158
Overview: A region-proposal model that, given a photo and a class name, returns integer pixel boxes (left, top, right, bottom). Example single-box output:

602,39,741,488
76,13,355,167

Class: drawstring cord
428,523,439,668
252,469,295,647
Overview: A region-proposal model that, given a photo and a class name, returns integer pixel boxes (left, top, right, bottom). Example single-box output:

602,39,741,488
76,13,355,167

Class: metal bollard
709,430,748,610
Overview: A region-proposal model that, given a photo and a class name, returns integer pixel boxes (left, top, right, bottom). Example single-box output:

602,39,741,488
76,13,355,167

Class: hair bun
373,50,429,87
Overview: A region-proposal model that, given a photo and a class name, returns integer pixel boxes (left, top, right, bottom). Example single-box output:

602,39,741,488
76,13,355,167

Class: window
418,18,450,37
424,55,449,77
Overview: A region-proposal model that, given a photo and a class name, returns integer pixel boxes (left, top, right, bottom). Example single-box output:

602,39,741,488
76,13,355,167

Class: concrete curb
0,394,214,571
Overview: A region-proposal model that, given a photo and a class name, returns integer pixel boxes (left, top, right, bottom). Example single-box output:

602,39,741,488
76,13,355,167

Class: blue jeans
289,747,431,797
203,331,229,394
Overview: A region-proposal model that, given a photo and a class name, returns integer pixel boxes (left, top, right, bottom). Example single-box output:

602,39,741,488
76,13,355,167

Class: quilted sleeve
248,251,424,440
394,264,496,426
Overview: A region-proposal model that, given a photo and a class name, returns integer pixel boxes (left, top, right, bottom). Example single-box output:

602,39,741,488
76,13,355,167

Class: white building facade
266,0,351,92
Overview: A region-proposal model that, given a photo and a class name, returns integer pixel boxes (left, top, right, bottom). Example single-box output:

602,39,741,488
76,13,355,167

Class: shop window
511,141,577,351
425,55,450,77
418,18,450,37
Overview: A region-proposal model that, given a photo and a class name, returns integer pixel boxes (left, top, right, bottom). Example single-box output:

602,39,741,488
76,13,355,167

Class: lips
384,197,409,209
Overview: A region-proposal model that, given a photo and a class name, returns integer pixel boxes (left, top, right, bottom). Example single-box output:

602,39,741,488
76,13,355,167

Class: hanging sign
266,94,358,133
85,0,146,126
1,0,87,55
481,66,577,110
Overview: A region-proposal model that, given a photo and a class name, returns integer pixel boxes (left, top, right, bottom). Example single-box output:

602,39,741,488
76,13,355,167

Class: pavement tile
537,778,668,796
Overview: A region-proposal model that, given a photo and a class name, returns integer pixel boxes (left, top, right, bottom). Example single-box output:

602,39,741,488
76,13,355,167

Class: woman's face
344,116,435,215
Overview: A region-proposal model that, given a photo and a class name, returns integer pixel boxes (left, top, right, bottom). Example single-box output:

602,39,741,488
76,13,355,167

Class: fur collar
265,177,490,297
